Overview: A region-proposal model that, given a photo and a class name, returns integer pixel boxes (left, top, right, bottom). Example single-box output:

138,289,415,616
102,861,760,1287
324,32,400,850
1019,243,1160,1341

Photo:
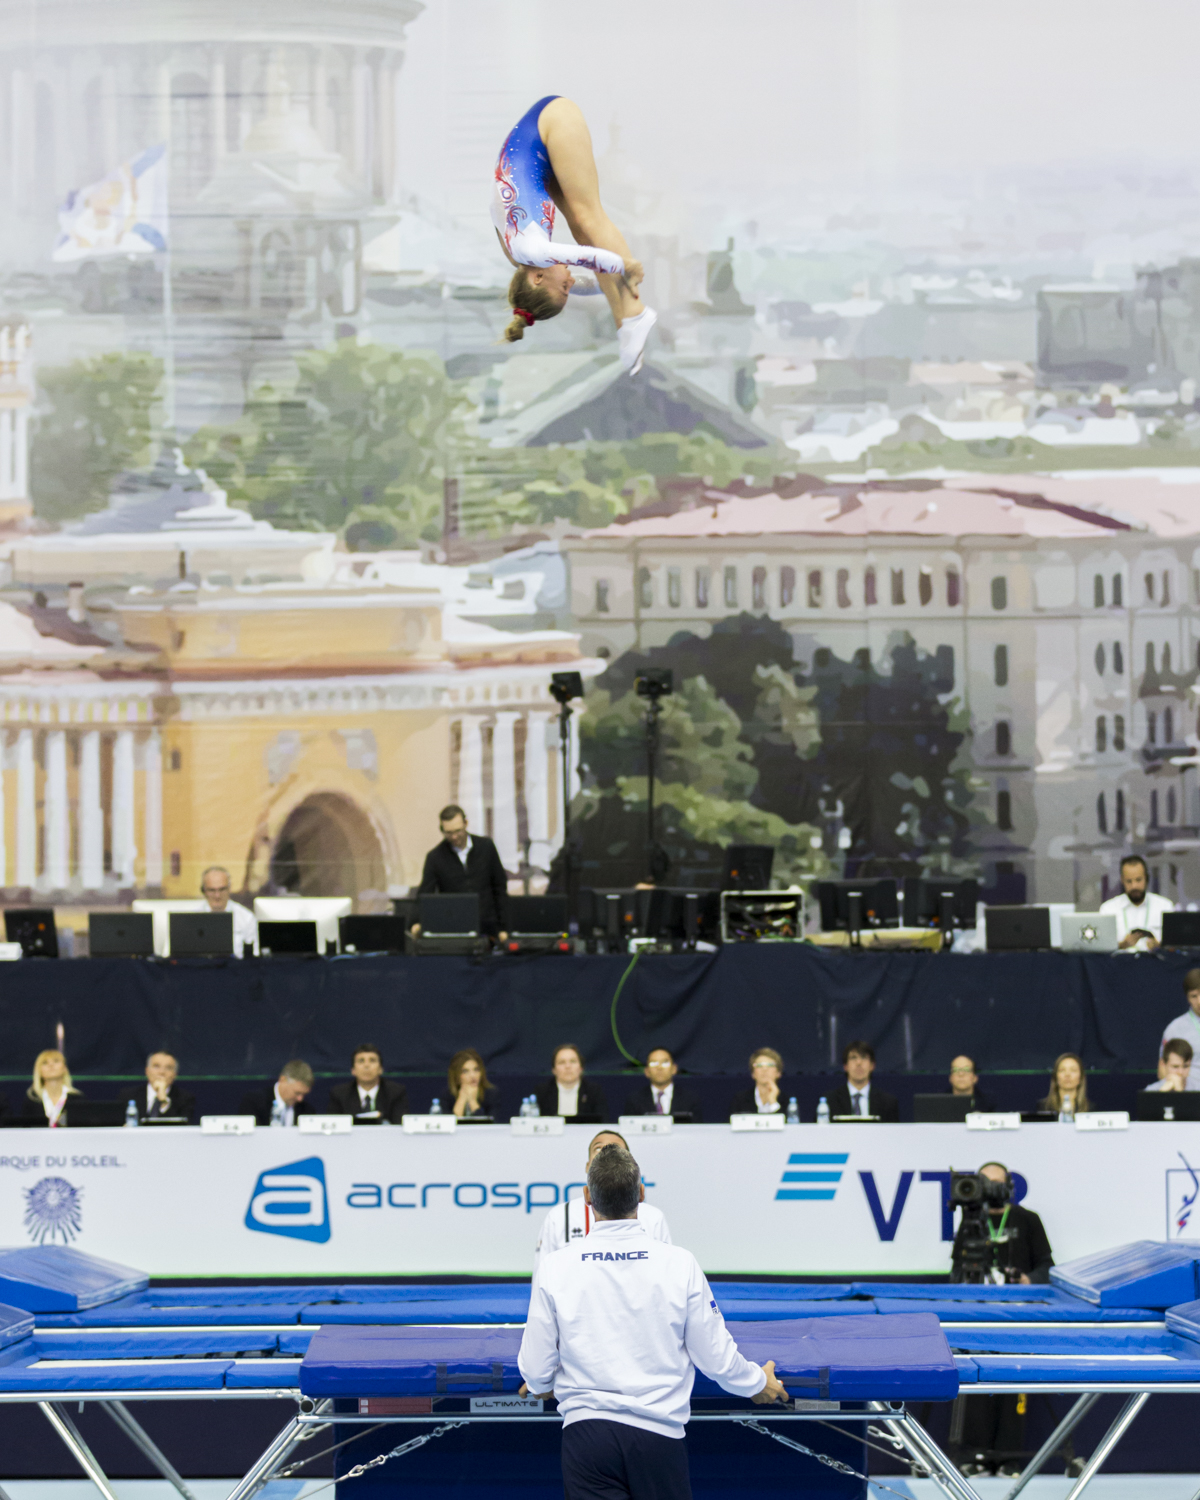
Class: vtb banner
0,1124,1194,1277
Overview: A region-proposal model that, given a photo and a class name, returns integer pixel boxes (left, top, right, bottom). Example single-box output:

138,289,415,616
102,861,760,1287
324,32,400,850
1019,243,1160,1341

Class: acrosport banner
0,1122,1197,1278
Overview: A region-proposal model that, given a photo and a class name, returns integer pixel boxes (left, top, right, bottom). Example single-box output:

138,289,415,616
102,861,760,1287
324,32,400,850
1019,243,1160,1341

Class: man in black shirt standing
414,804,509,940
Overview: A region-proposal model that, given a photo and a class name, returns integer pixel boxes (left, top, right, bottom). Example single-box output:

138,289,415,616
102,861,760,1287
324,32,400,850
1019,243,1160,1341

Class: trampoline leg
868,1403,982,1500
224,1414,304,1500
1062,1391,1149,1500
1003,1392,1101,1500
104,1400,200,1500
38,1401,121,1500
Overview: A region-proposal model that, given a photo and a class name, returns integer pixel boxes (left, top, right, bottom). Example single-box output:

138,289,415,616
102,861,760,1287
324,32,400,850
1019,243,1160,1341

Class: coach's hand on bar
750,1360,788,1405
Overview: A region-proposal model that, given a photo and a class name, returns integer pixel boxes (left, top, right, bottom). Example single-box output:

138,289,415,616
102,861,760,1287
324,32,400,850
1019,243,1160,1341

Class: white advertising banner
0,1122,1197,1279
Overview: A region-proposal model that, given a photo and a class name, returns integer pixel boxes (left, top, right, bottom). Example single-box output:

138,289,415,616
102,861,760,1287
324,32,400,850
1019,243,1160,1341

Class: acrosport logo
245,1157,330,1243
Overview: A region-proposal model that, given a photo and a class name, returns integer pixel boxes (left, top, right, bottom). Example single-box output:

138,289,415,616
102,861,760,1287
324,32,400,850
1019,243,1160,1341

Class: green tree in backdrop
31,352,163,523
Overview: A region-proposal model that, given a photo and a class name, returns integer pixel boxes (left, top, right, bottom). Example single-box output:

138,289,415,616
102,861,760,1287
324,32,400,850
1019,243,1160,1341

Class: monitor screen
508,895,569,935
89,913,155,958
169,912,235,957
4,908,58,958
258,920,319,955
418,893,480,936
720,845,774,891
339,915,408,953
816,879,899,932
902,877,980,930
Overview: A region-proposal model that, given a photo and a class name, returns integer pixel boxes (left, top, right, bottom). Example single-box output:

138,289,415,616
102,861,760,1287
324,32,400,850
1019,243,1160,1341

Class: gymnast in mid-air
493,95,656,375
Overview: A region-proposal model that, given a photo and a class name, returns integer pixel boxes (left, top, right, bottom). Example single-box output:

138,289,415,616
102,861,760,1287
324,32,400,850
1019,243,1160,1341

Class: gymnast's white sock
617,307,657,376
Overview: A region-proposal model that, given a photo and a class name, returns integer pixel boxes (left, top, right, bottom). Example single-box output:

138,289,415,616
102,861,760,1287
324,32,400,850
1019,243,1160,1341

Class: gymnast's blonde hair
503,267,566,343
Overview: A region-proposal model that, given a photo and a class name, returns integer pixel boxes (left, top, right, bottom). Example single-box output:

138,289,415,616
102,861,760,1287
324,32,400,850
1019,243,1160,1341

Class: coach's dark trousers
562,1418,691,1500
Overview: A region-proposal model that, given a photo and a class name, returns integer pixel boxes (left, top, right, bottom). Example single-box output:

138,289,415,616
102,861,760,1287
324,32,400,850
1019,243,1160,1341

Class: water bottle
816,1096,831,1126
529,1094,540,1118
429,1096,443,1116
786,1096,800,1125
124,1098,139,1129
269,1097,284,1128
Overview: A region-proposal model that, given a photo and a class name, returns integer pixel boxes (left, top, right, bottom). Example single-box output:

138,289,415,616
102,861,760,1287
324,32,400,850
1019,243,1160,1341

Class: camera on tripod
950,1169,1017,1285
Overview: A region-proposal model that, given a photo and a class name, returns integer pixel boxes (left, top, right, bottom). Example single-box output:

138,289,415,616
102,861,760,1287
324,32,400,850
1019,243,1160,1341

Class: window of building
1114,641,1124,674
1163,569,1171,605
1145,571,1156,603
170,851,182,877
724,566,738,608
994,644,1009,687
1146,641,1156,674
1148,710,1158,745
919,567,933,606
864,567,877,605
1165,706,1175,744
1116,788,1126,830
991,576,1008,610
595,579,610,613
780,566,795,607
169,748,182,772
667,567,682,608
1095,643,1106,675
1095,716,1107,753
695,569,710,608
1094,574,1105,607
836,568,851,608
1168,786,1178,823
1195,569,1200,604
997,789,1013,831
995,720,1011,756
1150,789,1160,827
1163,643,1172,673
637,568,653,608
890,569,905,606
1097,793,1108,834
947,569,960,607
1113,714,1126,751
807,570,822,608
752,566,766,612
1112,573,1123,607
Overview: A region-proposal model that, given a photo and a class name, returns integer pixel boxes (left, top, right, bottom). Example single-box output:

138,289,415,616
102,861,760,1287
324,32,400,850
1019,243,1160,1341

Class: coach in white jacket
519,1145,786,1500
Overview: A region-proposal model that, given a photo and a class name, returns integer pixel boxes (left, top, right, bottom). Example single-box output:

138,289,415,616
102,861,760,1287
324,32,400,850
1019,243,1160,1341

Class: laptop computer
4,908,58,958
67,1101,129,1127
339,915,408,954
419,893,480,936
1162,912,1200,948
257,920,319,956
169,912,234,957
913,1094,972,1123
89,913,155,958
508,895,568,935
984,906,1053,952
1135,1091,1200,1122
1059,913,1119,953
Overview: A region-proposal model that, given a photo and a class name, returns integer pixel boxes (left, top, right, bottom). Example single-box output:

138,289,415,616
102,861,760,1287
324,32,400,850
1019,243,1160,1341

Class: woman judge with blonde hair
492,95,655,374
23,1049,83,1127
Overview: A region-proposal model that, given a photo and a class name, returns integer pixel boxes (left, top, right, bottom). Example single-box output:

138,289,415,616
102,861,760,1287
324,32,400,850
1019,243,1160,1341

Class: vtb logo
245,1157,330,1243
775,1152,849,1202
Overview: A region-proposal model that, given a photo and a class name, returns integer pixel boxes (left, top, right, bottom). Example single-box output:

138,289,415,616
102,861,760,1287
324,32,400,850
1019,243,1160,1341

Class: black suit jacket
623,1080,703,1122
535,1078,607,1121
418,835,509,936
958,1087,998,1115
828,1083,900,1123
240,1085,318,1128
729,1087,785,1119
21,1090,84,1123
328,1078,408,1124
117,1083,196,1123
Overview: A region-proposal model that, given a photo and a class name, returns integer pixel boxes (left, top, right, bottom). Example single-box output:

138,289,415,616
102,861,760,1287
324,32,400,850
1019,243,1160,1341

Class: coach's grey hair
587,1145,641,1220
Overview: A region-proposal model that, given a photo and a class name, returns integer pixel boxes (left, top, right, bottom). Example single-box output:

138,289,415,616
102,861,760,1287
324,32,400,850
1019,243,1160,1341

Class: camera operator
951,1162,1054,1285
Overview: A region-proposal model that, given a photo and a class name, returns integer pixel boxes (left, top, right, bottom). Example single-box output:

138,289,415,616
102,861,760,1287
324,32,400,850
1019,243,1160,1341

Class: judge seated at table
118,1050,195,1122
729,1047,785,1116
1145,1037,1194,1092
535,1043,606,1121
827,1040,900,1122
623,1047,703,1121
1037,1052,1090,1118
437,1048,500,1119
328,1043,408,1122
22,1049,83,1127
946,1054,997,1114
240,1060,317,1126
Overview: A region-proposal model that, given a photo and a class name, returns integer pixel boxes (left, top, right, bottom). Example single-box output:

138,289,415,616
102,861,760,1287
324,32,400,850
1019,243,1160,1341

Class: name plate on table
402,1114,457,1135
618,1115,673,1136
1076,1111,1130,1131
511,1116,564,1137
730,1113,785,1132
471,1395,544,1414
966,1113,1022,1131
299,1115,354,1135
200,1115,256,1136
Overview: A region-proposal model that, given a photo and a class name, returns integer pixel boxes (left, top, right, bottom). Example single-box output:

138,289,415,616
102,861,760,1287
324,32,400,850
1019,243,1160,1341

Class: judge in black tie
622,1047,703,1121
327,1044,408,1123
118,1051,196,1123
827,1040,900,1123
413,804,509,940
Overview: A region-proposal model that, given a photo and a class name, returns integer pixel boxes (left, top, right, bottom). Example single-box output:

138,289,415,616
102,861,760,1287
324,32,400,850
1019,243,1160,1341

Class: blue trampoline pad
0,1354,233,1392
964,1352,1200,1384
709,1283,858,1302
872,1296,1159,1323
1165,1298,1200,1342
1051,1241,1200,1310
0,1303,33,1350
943,1327,1178,1355
301,1296,529,1326
717,1299,878,1322
0,1247,147,1312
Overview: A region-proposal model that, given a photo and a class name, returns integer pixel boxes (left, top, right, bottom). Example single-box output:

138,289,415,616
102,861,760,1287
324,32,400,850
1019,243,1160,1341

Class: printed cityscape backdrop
0,0,1198,924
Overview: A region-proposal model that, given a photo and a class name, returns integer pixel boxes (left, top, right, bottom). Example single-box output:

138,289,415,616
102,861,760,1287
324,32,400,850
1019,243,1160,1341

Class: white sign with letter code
966,1113,1022,1131
402,1114,457,1135
730,1114,785,1132
1075,1112,1130,1131
200,1116,256,1135
618,1115,673,1135
299,1116,353,1135
510,1116,564,1137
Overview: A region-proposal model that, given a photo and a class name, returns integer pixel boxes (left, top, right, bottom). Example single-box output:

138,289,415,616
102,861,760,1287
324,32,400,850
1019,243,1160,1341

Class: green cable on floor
609,947,644,1067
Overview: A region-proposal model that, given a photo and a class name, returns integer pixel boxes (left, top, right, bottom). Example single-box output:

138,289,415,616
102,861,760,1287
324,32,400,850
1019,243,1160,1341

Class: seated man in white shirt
1099,854,1174,951
519,1144,786,1500
200,865,258,956
535,1130,671,1280
1159,968,1200,1090
1145,1037,1194,1092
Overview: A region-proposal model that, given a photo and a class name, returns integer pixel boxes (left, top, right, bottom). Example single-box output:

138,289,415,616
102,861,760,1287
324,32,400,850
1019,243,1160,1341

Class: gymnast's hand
751,1360,788,1405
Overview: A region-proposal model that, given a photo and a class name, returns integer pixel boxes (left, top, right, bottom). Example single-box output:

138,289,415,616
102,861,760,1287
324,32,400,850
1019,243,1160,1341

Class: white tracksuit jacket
518,1217,766,1439
534,1197,672,1277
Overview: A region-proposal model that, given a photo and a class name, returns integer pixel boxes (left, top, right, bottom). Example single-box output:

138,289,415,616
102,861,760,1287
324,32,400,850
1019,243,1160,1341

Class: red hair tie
513,306,535,327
